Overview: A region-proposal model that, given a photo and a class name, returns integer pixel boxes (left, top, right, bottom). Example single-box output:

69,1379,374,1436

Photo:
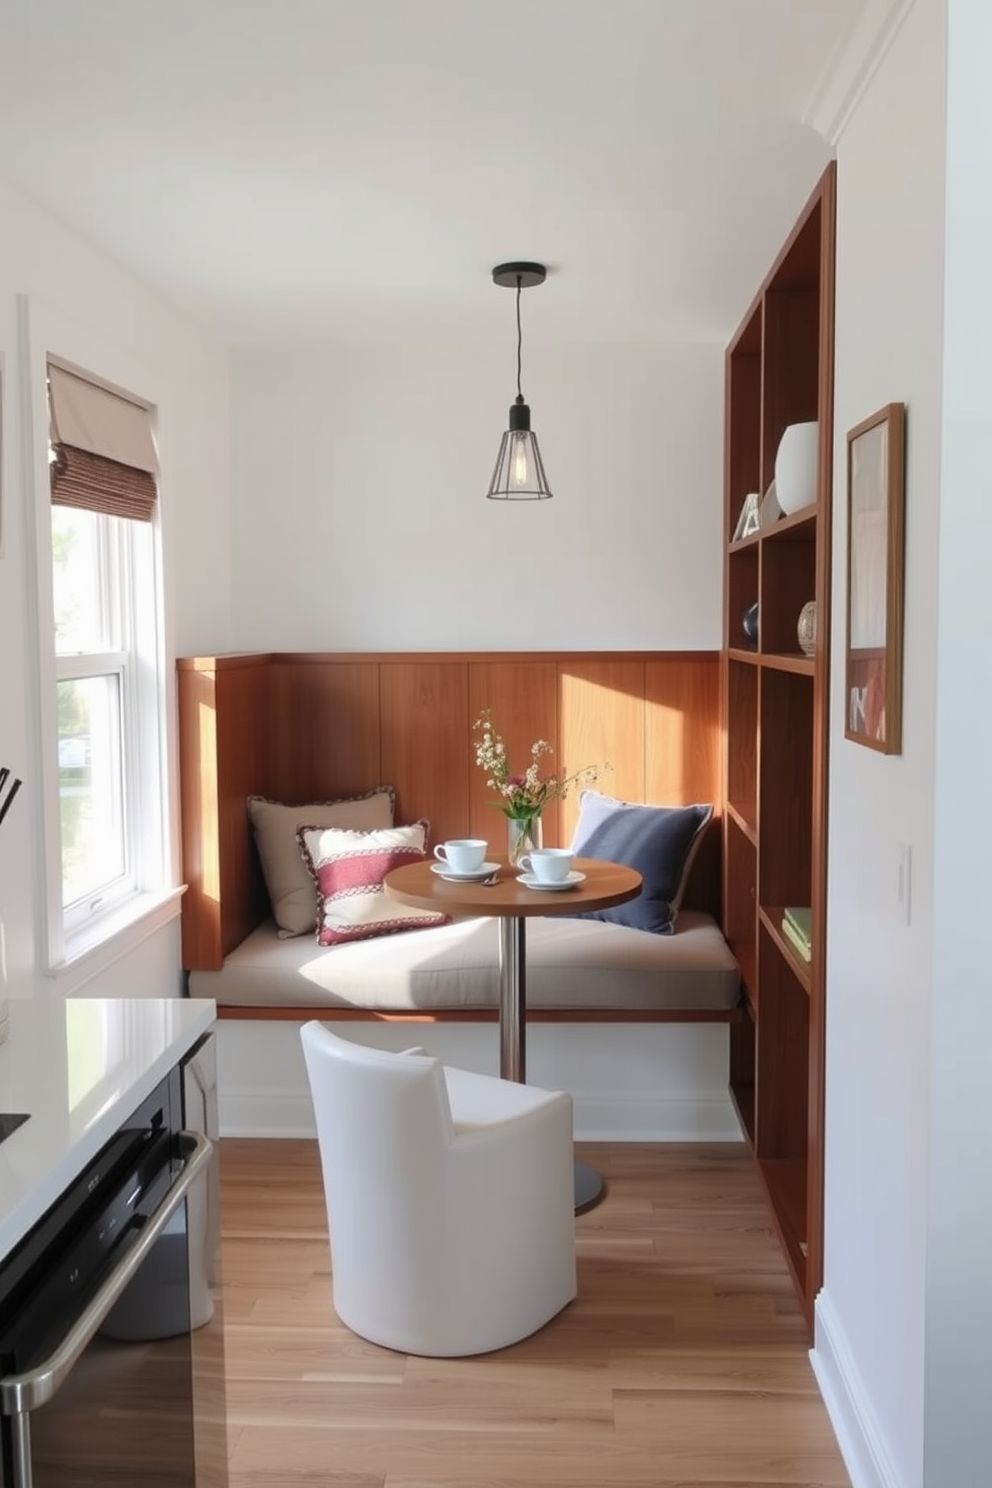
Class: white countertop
0,997,216,1258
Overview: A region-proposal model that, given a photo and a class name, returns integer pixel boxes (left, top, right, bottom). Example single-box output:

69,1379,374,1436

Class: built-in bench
177,650,743,1138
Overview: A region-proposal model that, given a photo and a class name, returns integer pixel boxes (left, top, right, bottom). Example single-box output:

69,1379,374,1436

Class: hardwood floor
219,1139,851,1487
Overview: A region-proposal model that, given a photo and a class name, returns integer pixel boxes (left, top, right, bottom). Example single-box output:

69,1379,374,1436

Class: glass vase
507,813,543,868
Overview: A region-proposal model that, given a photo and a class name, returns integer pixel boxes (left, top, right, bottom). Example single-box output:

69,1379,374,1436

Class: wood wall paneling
379,662,470,846
644,657,720,807
557,659,646,841
467,660,561,847
292,660,381,803
217,663,279,954
177,664,223,970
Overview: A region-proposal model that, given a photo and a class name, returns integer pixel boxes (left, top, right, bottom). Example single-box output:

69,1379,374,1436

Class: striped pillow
297,821,449,947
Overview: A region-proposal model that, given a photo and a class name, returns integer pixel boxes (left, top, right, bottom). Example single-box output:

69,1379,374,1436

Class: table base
574,1159,605,1214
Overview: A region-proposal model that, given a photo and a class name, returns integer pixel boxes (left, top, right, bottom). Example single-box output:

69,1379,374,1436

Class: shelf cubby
757,668,813,912
760,522,817,657
726,660,758,828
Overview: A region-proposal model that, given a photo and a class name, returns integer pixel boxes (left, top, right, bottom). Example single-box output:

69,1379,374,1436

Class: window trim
18,294,178,987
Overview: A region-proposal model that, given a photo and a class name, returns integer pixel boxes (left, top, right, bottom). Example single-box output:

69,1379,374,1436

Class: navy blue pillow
569,793,713,935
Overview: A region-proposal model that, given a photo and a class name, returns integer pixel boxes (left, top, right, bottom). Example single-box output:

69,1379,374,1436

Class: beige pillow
248,788,395,937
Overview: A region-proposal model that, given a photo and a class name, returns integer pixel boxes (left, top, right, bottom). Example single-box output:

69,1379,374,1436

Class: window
42,357,169,966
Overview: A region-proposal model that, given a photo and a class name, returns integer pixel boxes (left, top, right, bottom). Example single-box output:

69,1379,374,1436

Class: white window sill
46,886,186,994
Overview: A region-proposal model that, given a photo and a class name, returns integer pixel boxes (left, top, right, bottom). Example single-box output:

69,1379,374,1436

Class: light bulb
511,434,529,487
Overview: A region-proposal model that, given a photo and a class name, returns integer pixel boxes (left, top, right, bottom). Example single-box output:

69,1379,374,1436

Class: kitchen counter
0,997,216,1258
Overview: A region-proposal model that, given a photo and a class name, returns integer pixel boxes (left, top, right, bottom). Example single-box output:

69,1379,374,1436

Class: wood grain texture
292,659,382,802
380,661,471,847
219,1138,850,1488
467,660,561,846
557,659,646,841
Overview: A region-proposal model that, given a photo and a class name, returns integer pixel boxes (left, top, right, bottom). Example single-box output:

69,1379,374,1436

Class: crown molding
804,0,920,145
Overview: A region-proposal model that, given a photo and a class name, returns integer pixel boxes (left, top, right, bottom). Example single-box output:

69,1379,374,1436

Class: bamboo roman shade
48,363,158,521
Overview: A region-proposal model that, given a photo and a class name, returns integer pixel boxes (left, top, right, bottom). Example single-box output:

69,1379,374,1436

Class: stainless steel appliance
0,1033,227,1487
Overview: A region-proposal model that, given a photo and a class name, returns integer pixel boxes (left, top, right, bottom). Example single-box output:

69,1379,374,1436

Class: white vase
774,421,819,515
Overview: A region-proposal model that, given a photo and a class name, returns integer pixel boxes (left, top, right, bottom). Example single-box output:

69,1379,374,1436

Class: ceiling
0,0,871,347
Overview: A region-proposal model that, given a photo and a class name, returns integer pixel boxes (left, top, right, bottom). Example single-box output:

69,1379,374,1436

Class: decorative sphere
742,602,759,648
798,601,817,657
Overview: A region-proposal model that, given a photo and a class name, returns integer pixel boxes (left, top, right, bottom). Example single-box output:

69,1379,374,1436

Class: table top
384,856,642,918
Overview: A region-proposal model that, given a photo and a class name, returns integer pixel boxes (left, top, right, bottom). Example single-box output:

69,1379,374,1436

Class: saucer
517,870,586,892
430,861,499,882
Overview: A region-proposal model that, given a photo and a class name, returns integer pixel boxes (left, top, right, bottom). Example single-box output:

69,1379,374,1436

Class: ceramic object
759,480,781,527
774,421,819,515
797,601,817,657
742,602,759,648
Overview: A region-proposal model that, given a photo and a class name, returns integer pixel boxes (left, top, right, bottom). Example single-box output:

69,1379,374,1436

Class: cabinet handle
0,1130,212,1418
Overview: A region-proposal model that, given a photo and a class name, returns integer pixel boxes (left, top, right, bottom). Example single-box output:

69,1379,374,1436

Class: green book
781,916,812,963
783,906,812,947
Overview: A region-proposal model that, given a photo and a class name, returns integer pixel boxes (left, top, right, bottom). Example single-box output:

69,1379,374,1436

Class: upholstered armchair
300,1021,577,1357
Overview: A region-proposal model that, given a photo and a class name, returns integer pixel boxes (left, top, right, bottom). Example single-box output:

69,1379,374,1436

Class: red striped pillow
297,821,450,946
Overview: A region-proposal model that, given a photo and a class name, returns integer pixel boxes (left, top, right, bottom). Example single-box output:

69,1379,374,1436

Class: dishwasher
0,1034,227,1487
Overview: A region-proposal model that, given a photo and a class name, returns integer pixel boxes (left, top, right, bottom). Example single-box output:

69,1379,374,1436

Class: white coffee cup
518,848,574,883
434,838,487,874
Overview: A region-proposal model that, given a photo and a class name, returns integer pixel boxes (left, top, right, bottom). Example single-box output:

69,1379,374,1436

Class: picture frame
844,402,906,753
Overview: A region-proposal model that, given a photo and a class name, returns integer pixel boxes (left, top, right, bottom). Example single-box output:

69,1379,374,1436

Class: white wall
815,2,950,1486
229,337,724,650
0,177,233,1000
923,1,992,1482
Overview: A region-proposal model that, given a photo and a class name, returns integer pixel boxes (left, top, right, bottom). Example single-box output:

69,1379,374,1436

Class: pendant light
486,261,553,501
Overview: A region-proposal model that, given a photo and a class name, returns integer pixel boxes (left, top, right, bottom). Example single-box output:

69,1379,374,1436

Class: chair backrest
300,1021,454,1236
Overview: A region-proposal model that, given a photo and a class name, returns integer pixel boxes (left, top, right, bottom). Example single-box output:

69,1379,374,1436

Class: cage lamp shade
487,395,552,500
486,261,553,501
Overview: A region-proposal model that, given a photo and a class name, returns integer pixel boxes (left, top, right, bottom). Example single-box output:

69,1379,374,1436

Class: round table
383,855,642,1212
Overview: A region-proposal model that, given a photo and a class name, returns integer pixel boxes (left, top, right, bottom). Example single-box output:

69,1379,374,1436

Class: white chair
299,1021,577,1357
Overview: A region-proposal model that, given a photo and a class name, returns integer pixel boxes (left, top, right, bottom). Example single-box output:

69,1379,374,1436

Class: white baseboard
219,1086,743,1142
811,1289,903,1488
216,1017,742,1142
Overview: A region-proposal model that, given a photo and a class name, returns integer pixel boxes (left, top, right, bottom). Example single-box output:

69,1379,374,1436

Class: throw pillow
248,787,395,937
569,790,713,935
296,821,450,947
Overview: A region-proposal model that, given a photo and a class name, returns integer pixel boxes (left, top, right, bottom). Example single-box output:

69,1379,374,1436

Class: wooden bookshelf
721,163,835,1330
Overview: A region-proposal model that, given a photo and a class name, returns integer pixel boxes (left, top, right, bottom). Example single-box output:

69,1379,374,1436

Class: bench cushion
188,911,740,1014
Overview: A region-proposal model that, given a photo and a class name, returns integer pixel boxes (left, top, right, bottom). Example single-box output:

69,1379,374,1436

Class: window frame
19,295,180,986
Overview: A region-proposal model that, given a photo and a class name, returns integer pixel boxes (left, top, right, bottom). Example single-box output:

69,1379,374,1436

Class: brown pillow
247,788,395,937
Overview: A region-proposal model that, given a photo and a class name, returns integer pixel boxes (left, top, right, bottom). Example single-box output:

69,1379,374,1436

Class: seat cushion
190,911,740,1013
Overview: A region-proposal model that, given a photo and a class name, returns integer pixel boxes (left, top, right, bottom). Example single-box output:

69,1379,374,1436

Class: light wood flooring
219,1139,851,1488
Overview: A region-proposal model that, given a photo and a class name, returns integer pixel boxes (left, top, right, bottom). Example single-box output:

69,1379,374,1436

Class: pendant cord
516,277,523,402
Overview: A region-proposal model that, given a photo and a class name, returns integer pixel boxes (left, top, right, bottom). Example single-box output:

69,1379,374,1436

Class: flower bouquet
473,708,604,866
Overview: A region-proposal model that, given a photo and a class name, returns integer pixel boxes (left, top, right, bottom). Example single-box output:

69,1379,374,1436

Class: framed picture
844,402,906,753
